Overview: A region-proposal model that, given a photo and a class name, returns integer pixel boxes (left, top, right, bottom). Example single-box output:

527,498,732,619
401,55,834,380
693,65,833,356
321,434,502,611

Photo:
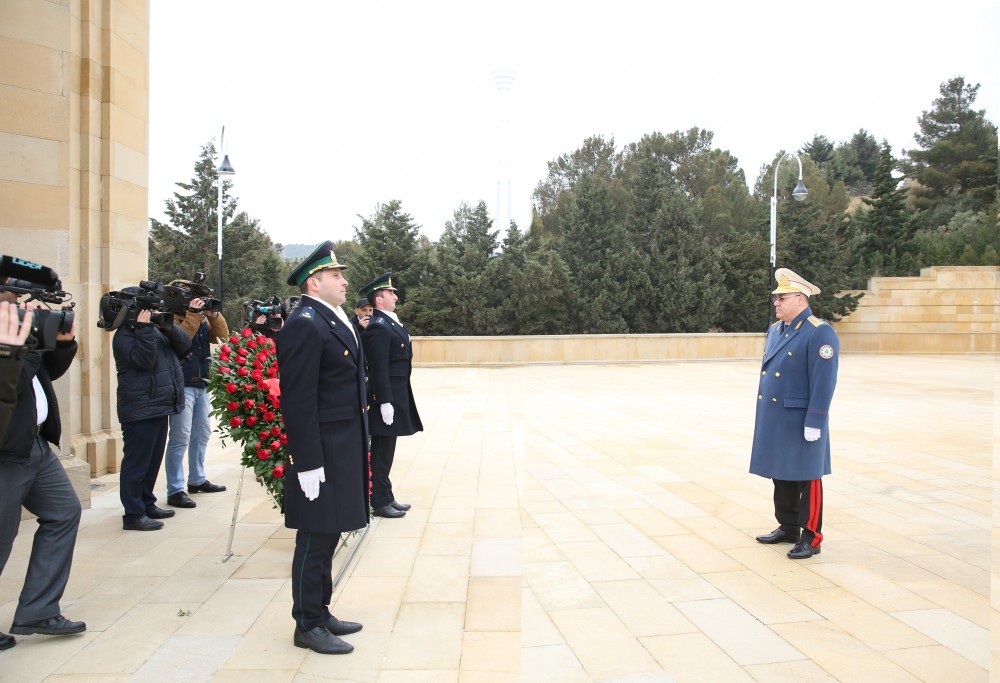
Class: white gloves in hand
381,403,394,425
298,466,325,501
804,427,821,442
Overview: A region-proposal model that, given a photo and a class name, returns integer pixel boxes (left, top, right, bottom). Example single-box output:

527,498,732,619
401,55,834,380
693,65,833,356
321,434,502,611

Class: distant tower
491,70,516,234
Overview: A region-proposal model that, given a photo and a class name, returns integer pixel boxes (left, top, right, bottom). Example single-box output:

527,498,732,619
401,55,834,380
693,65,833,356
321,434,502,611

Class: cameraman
0,292,84,649
163,293,229,509
0,301,32,440
113,295,191,531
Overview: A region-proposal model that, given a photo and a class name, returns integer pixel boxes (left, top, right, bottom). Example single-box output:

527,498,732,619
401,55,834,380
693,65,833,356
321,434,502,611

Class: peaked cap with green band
286,240,347,286
358,272,397,297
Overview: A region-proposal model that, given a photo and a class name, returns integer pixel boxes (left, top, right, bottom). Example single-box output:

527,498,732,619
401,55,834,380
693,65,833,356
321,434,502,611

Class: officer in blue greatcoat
277,241,368,655
750,268,839,560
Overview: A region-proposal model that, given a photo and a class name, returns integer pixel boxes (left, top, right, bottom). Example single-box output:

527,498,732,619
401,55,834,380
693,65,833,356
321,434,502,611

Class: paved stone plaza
0,354,994,682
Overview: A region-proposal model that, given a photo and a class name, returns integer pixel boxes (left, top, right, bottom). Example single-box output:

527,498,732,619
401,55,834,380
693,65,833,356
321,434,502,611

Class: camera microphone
0,255,60,289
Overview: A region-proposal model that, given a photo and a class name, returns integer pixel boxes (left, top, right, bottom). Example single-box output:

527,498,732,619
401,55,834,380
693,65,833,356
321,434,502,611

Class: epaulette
298,306,315,320
372,317,385,325
770,320,781,328
807,315,826,327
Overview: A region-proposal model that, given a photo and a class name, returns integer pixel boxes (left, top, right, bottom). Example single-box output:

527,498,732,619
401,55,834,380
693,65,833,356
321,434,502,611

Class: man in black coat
277,242,368,656
0,301,32,441
359,272,422,519
0,294,84,650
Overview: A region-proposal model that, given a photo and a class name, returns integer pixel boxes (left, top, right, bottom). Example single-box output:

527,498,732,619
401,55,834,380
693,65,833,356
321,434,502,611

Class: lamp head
218,154,235,176
792,179,807,201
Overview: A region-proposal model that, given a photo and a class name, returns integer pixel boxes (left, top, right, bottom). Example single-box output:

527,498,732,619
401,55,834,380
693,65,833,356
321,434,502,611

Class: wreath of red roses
207,327,286,508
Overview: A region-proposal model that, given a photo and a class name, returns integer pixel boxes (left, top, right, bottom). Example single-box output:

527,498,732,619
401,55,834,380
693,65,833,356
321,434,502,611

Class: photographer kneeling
164,291,229,509
112,295,191,531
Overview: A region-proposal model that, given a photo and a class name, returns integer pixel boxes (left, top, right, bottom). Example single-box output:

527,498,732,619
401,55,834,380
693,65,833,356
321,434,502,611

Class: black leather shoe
188,480,226,494
325,616,363,636
167,492,196,508
146,505,175,519
0,632,14,650
755,527,800,544
788,541,821,559
123,515,164,531
10,615,86,636
373,505,405,518
390,501,411,511
293,625,353,654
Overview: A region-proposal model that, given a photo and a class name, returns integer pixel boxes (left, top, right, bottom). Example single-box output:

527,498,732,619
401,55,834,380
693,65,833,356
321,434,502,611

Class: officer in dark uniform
359,272,422,519
350,297,372,340
277,241,369,655
750,268,839,560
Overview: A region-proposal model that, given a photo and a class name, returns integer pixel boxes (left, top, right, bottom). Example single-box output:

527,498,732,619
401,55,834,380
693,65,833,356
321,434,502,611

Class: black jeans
120,417,169,523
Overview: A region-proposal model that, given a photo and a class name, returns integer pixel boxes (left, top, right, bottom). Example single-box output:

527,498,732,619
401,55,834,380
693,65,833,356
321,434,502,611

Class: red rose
236,356,247,366
263,411,276,422
237,367,249,377
219,366,231,375
229,335,239,344
271,426,281,437
270,439,281,451
226,401,238,411
251,369,263,381
256,449,270,460
245,415,257,427
272,465,284,479
244,399,255,410
237,347,249,357
241,328,253,338
256,353,268,363
230,417,242,427
279,434,288,445
242,384,253,392
247,340,257,350
272,398,281,409
253,360,263,370
225,382,238,393
266,367,278,377
260,430,270,441
255,335,266,345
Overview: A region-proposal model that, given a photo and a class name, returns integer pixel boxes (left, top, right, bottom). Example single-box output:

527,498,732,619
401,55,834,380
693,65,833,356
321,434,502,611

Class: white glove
298,466,325,501
804,427,821,442
381,403,394,425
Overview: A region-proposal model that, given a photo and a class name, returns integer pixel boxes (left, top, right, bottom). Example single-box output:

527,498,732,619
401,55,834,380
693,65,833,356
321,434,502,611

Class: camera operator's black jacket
0,358,20,442
0,340,77,463
113,324,191,423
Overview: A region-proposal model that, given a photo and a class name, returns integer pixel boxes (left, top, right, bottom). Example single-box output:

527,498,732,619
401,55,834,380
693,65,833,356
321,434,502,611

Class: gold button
772,398,777,402
774,372,780,377
758,395,763,400
787,352,792,356
761,371,766,375
400,343,404,347
343,350,349,356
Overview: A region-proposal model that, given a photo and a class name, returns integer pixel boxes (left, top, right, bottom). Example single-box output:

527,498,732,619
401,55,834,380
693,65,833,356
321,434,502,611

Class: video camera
96,283,175,332
243,296,288,333
0,254,75,353
167,272,223,313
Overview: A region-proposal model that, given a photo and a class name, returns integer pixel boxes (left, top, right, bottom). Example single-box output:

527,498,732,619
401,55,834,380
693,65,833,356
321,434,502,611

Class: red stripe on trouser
806,479,823,546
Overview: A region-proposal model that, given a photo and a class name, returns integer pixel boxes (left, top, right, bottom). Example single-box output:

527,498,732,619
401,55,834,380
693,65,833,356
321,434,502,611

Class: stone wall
832,266,998,353
0,0,150,489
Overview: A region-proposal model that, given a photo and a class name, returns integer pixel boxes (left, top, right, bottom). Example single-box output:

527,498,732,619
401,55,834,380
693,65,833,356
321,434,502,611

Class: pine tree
149,142,288,324
352,200,422,314
855,142,917,276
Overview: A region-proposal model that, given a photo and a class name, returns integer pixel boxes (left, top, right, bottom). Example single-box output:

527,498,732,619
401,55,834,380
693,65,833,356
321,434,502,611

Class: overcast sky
148,1,998,249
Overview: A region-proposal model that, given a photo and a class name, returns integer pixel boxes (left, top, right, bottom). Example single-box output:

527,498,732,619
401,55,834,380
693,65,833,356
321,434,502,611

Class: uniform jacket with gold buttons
361,310,423,438
749,306,839,481
276,295,370,534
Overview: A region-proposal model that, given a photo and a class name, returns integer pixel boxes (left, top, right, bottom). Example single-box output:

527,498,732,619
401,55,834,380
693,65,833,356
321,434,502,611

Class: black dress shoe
755,527,800,544
0,632,14,650
373,505,405,518
788,540,821,559
188,480,226,493
293,625,353,654
167,492,196,508
325,616,363,636
146,505,175,519
10,615,86,636
390,501,411,511
123,515,164,531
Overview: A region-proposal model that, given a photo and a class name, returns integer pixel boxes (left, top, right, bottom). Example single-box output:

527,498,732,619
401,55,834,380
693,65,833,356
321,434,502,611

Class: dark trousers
291,529,339,630
120,417,169,523
773,478,824,546
0,435,82,622
370,434,397,509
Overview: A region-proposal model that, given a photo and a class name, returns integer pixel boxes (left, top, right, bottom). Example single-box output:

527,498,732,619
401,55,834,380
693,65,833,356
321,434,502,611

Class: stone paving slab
0,354,994,681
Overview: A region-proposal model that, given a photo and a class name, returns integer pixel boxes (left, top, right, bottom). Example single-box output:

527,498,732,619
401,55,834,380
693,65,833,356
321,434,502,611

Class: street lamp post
769,152,808,283
217,126,235,300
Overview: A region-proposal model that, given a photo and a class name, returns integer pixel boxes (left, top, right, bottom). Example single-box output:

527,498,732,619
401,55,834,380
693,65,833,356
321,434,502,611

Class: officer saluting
277,241,368,654
750,268,839,560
